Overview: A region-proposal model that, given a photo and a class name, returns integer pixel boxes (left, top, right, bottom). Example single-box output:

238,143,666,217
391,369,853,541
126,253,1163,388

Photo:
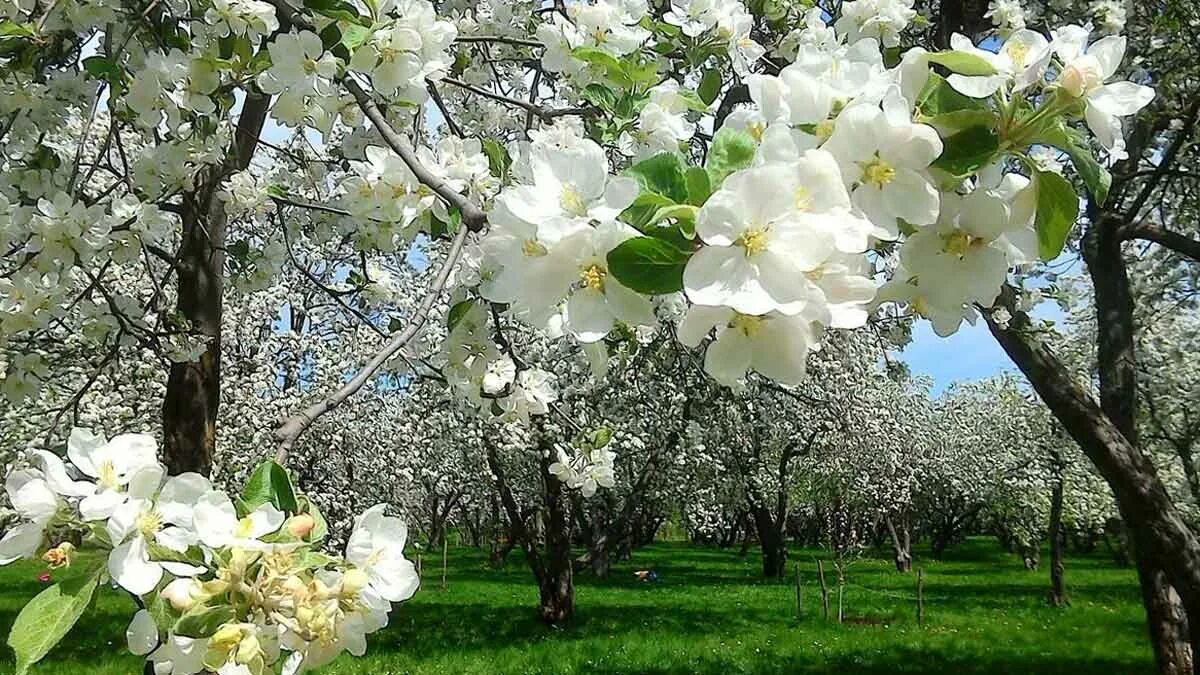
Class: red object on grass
37,572,51,583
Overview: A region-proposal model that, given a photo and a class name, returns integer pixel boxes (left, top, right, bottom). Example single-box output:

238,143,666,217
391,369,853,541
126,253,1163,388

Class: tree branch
440,77,597,121
1123,222,1200,263
273,225,470,462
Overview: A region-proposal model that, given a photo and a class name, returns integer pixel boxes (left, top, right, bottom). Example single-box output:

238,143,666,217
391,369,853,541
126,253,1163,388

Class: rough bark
161,95,269,475
536,451,575,623
1083,217,1195,674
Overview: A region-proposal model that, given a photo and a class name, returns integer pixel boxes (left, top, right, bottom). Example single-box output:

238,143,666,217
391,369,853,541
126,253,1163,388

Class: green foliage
447,299,478,334
626,153,689,204
239,460,298,515
705,128,756,188
927,50,998,76
481,139,511,182
174,604,237,639
698,69,722,106
571,48,659,90
931,125,1000,177
7,564,103,675
606,236,691,294
685,166,712,206
1033,169,1080,260
914,73,995,130
1034,122,1112,205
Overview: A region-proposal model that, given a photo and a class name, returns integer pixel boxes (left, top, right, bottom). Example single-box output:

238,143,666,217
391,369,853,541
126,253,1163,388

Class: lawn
0,538,1153,674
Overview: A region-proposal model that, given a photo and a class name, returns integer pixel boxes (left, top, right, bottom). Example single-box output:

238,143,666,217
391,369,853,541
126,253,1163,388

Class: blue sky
897,320,1016,396
897,298,1067,397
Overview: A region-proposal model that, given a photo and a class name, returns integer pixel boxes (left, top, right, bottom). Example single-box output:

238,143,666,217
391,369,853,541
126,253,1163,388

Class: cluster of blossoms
540,0,764,78
0,429,417,674
548,427,619,497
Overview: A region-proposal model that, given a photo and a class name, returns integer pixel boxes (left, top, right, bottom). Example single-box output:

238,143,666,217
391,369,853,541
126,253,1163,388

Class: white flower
684,153,872,316
835,0,916,47
345,504,419,603
677,305,824,386
1051,26,1154,160
563,222,657,343
481,356,516,395
0,469,60,564
52,428,163,521
127,609,160,657
945,30,1051,97
193,491,286,550
822,101,943,237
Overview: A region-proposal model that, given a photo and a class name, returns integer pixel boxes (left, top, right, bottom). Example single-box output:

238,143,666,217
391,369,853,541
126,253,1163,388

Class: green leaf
295,551,341,571
81,56,123,83
1033,169,1080,260
626,152,688,203
581,83,617,111
1034,121,1112,205
8,566,103,675
620,191,674,230
649,204,699,238
340,23,372,51
173,604,236,639
572,47,632,88
705,127,757,188
147,542,208,567
240,460,298,514
914,73,994,128
606,236,691,295
447,299,478,333
481,138,510,180
685,166,711,206
698,69,722,106
927,50,998,76
931,125,1000,177
147,593,181,634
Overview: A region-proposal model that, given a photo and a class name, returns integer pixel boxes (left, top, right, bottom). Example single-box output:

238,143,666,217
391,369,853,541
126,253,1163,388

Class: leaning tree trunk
537,452,575,623
984,294,1200,675
161,95,269,475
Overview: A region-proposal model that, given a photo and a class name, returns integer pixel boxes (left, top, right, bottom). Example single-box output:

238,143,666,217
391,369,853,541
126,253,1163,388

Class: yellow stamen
941,229,984,258
522,238,548,257
736,226,770,256
794,186,813,211
860,156,896,188
730,313,765,337
559,183,587,216
97,459,120,490
136,510,163,539
580,263,606,291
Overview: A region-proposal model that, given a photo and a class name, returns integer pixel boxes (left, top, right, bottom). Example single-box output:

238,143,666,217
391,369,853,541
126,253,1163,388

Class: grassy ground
0,538,1153,674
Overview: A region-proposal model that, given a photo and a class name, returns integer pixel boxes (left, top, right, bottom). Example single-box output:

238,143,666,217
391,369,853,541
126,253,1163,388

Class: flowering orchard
1,0,1196,671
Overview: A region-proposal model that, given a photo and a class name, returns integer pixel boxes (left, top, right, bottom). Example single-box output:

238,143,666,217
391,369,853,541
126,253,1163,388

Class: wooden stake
795,562,803,619
917,568,925,627
817,559,830,620
416,553,422,577
441,536,448,591
837,579,844,623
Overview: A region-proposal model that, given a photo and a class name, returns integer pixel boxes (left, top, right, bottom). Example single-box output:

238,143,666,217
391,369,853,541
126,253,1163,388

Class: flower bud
1059,61,1101,98
286,514,316,539
161,578,200,612
41,542,75,569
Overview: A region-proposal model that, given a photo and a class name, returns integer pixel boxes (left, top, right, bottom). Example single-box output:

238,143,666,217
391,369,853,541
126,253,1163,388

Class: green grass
0,538,1153,674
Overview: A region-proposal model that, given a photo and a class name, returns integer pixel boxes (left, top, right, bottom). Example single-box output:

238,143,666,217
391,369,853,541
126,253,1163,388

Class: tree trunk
537,453,574,623
752,506,786,578
160,96,269,475
983,295,1200,675
1048,465,1069,607
885,514,913,572
1137,556,1194,674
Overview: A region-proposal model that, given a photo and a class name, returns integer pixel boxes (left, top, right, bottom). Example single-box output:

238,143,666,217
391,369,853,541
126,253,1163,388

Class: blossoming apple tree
1,0,1195,669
